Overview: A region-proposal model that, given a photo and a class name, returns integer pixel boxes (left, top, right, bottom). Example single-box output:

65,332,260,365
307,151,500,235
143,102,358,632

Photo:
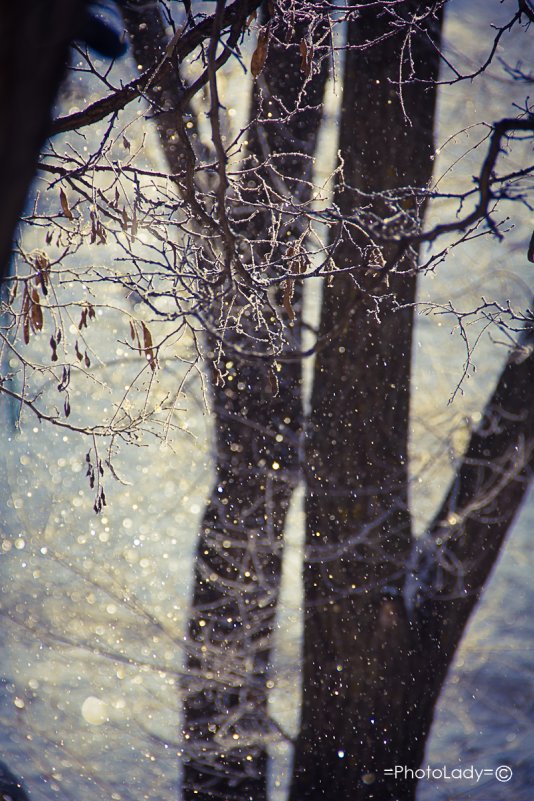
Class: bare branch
50,0,263,136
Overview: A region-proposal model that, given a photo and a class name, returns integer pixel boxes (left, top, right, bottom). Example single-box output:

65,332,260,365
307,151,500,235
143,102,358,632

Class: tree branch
419,116,534,243
50,0,263,137
418,306,534,648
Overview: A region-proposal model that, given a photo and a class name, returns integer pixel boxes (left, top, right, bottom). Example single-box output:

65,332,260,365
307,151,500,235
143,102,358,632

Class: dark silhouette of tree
290,3,443,797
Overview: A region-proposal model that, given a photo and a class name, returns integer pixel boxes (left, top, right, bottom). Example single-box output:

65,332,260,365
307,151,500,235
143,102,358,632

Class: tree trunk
0,2,85,281
414,313,534,695
183,58,330,801
120,7,329,799
290,4,443,799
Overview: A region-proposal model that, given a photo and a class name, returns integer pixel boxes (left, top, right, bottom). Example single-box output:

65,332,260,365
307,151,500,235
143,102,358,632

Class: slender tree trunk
181,13,330,798
414,314,534,699
123,3,329,797
290,4,443,800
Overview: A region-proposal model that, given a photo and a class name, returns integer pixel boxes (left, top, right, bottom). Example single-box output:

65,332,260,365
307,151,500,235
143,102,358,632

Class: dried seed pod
60,188,74,220
58,366,70,392
30,288,43,332
251,27,270,78
141,321,157,371
268,365,279,397
282,280,296,323
50,335,58,361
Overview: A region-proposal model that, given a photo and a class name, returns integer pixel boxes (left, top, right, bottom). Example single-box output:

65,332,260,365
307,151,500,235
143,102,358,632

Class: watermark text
384,764,512,783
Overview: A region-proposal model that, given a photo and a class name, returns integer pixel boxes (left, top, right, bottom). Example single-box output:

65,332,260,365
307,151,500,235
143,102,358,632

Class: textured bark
182,14,330,799
122,3,329,797
290,4,443,800
121,0,200,178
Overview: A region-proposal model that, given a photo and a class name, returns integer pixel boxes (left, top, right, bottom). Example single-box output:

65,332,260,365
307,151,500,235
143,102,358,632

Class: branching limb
414,305,534,651
50,0,263,136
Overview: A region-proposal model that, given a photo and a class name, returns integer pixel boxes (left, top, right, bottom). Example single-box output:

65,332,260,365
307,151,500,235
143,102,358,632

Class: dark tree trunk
122,3,329,797
181,15,330,800
418,314,534,680
290,4,443,800
0,2,85,281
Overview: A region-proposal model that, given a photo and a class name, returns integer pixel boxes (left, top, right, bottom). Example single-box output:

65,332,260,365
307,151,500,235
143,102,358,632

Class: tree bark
290,4,443,799
181,12,330,799
122,3,329,797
